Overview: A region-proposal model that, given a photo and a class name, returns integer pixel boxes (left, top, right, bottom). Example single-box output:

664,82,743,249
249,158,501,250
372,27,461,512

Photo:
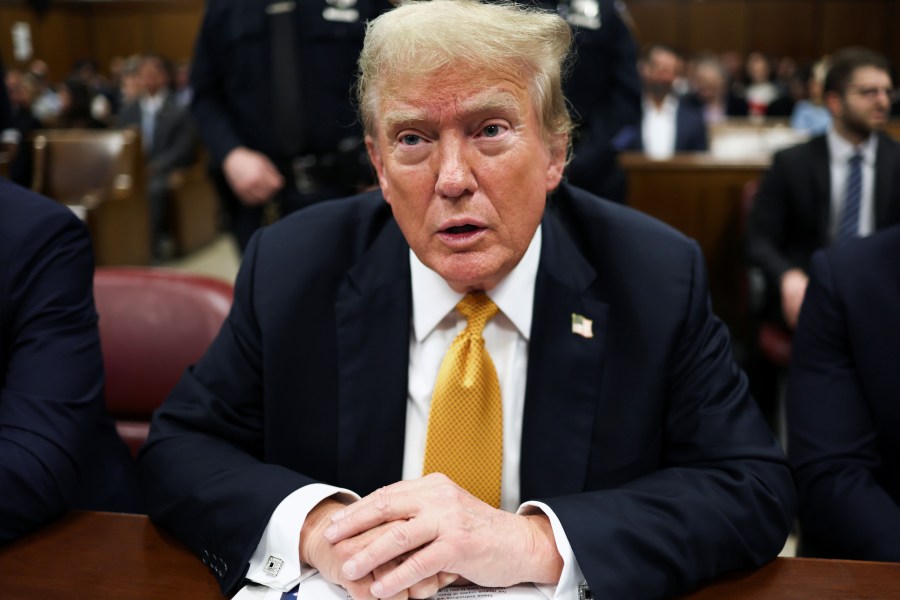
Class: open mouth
443,224,480,234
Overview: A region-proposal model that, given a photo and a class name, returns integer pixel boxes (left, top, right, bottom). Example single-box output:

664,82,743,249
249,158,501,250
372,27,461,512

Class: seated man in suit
0,180,142,544
138,2,794,599
627,45,708,158
787,224,900,562
746,47,900,329
117,53,198,260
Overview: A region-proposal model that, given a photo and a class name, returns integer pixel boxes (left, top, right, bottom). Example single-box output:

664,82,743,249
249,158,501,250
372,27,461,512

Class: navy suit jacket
787,224,900,561
0,180,141,543
629,99,709,153
139,184,794,598
746,133,900,315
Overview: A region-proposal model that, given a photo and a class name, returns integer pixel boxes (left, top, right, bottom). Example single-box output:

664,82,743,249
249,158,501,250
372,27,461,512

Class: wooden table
621,152,771,348
2,511,899,599
0,511,221,599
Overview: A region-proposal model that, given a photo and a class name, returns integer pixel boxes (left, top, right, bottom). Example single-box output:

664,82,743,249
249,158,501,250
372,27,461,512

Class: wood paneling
685,1,746,55
147,8,203,62
626,0,681,50
821,1,888,54
87,12,149,68
746,1,817,61
624,0,897,68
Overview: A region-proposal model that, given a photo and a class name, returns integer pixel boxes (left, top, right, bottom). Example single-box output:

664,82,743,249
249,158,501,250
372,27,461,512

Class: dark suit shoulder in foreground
788,224,900,561
0,180,141,543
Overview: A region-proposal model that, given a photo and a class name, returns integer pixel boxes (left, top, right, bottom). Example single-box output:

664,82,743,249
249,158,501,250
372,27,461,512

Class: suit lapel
874,133,897,228
334,217,412,494
811,135,831,242
520,201,608,500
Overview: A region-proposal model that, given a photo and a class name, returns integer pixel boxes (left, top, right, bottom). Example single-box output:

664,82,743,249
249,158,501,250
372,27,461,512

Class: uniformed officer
190,0,394,250
533,0,642,202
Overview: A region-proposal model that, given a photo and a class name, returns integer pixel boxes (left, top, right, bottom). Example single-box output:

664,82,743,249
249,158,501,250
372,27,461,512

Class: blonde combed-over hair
357,0,573,147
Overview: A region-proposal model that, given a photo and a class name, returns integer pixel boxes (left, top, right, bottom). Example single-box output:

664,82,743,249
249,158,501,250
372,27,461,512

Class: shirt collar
642,94,678,115
827,126,878,166
141,91,168,112
411,224,541,342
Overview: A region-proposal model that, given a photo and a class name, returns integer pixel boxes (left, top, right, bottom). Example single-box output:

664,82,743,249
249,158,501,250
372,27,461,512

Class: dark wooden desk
0,511,221,599
621,152,770,347
2,511,899,599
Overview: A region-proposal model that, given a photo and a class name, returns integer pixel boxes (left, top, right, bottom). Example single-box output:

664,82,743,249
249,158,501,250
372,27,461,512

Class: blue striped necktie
837,152,863,241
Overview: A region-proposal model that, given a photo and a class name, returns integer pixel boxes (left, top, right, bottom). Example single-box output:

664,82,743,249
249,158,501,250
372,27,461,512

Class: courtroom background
0,0,898,83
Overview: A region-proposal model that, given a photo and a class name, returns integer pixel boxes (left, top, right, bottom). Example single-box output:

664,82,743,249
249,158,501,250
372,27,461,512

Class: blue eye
483,125,501,137
400,134,421,145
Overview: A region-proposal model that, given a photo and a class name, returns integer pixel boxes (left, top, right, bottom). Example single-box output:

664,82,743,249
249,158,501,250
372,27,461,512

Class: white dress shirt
642,95,678,159
827,128,877,240
247,226,584,599
139,91,167,153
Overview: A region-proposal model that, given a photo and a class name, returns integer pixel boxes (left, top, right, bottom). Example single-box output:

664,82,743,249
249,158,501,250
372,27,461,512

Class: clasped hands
299,473,563,600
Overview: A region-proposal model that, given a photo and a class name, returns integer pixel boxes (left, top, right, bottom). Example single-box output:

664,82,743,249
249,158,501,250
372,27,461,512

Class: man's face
643,49,678,98
140,60,168,96
366,65,566,293
829,66,893,139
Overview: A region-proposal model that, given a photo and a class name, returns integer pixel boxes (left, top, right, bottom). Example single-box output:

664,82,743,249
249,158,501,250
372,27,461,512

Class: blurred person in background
791,57,833,135
27,59,61,124
117,53,198,261
628,45,707,158
685,52,749,126
55,78,106,129
745,52,780,117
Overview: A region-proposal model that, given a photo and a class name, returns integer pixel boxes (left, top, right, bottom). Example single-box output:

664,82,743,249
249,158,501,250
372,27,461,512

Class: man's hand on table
318,473,563,599
301,495,457,599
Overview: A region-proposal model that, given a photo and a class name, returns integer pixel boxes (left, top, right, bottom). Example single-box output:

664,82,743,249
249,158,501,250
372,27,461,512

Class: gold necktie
423,293,502,507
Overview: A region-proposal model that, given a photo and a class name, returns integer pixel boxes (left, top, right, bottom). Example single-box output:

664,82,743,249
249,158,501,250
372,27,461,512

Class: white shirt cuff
518,500,586,600
246,483,360,591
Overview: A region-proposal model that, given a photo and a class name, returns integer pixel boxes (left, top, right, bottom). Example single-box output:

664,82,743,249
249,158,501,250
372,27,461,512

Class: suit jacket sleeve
544,242,795,598
0,205,106,543
138,231,315,595
746,149,799,290
190,0,246,166
149,103,198,173
787,251,900,561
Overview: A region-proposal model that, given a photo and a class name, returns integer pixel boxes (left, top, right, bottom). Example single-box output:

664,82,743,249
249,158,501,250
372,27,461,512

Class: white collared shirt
642,95,678,159
247,226,584,599
827,128,878,240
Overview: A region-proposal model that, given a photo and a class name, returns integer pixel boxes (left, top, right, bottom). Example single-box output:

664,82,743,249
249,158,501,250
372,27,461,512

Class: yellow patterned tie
423,292,502,507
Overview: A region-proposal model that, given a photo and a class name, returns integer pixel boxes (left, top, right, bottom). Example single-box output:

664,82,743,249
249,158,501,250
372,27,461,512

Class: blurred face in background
139,57,168,97
642,47,679,101
692,63,726,105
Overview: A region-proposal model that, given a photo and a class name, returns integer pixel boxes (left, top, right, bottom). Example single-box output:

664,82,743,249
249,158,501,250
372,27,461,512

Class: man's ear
545,133,568,192
365,135,390,202
824,90,842,119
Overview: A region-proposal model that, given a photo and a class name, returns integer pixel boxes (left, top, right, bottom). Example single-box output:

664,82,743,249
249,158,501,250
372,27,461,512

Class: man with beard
747,47,900,330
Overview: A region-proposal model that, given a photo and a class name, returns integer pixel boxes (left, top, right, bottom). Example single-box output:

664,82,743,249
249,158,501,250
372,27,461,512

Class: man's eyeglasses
845,85,899,102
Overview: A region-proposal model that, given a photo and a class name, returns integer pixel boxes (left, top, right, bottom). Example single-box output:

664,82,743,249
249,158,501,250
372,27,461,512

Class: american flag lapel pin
571,313,594,338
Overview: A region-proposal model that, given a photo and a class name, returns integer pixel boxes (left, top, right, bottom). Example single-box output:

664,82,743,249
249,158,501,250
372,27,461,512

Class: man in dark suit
139,2,794,599
190,0,393,251
0,180,142,544
117,53,198,260
628,45,708,157
746,47,900,329
787,224,900,562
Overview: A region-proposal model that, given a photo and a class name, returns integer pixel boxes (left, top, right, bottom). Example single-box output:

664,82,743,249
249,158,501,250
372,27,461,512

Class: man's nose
435,136,476,198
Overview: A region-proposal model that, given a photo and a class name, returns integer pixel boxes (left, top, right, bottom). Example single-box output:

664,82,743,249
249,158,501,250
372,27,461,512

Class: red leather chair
93,267,234,456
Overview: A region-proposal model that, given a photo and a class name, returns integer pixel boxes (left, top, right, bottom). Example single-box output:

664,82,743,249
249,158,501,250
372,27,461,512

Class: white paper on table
233,573,549,600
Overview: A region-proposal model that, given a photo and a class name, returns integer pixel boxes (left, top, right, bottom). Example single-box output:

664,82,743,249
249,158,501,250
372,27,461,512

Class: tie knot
456,293,499,336
849,152,863,166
